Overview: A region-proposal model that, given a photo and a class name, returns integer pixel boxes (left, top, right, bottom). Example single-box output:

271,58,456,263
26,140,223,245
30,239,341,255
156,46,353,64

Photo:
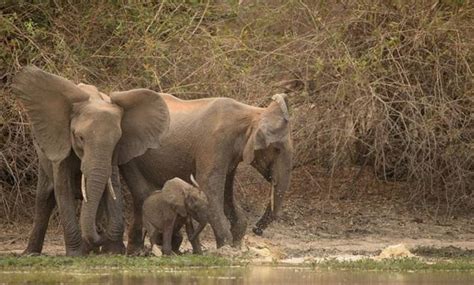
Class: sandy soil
1,166,473,259
1,201,472,260
1,222,473,261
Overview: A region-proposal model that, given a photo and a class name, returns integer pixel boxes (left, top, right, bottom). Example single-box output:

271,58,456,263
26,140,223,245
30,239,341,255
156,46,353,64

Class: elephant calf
143,176,209,255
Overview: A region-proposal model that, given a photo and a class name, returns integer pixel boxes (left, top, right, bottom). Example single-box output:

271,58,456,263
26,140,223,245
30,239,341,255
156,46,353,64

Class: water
1,266,473,284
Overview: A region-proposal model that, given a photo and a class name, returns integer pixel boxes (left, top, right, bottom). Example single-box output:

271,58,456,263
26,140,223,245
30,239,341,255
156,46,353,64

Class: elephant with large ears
12,66,169,256
120,93,292,254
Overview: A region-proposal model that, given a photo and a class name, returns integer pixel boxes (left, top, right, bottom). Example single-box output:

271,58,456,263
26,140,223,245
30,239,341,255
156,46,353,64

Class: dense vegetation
1,1,472,223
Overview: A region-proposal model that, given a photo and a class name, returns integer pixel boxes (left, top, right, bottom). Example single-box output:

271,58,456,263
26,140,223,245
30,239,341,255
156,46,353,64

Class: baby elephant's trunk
189,222,207,241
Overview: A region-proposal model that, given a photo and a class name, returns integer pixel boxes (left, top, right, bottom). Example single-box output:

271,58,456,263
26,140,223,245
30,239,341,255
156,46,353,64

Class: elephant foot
192,248,202,255
101,240,126,255
162,249,177,256
126,243,145,256
22,242,44,256
232,239,243,249
22,249,41,256
215,232,233,249
66,248,85,257
80,240,100,255
252,227,263,236
173,249,184,255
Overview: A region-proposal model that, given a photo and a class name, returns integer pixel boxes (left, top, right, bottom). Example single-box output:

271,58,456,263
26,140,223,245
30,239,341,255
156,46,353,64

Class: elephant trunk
190,222,206,241
80,165,110,246
253,150,292,236
190,209,208,241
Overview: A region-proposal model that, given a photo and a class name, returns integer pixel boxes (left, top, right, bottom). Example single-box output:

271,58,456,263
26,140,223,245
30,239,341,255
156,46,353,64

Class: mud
1,221,473,264
1,166,473,261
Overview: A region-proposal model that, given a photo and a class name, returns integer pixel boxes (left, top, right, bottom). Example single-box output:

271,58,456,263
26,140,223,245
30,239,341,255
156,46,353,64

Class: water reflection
1,267,473,284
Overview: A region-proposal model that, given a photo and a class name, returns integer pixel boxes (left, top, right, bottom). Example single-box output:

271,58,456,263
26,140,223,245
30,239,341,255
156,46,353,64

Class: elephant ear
11,66,89,162
110,89,170,165
77,83,103,100
162,183,187,217
172,192,187,218
243,94,290,164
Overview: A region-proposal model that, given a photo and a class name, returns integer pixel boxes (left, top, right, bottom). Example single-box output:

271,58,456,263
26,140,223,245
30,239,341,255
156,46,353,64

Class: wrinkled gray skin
12,66,169,256
143,178,209,255
121,93,293,254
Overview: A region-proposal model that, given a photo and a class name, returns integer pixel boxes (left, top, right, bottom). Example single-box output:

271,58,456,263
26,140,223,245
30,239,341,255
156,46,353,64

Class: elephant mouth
81,174,117,203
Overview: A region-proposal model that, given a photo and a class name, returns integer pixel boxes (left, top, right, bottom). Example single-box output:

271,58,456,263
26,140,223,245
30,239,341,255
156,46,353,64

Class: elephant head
12,66,170,246
243,94,293,235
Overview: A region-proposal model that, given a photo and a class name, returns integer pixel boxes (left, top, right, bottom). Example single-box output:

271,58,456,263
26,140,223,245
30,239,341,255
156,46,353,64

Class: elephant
11,66,169,256
143,176,209,255
120,92,293,254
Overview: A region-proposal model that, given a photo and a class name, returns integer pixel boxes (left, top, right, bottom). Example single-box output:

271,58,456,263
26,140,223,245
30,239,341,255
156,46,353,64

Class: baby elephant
143,176,209,255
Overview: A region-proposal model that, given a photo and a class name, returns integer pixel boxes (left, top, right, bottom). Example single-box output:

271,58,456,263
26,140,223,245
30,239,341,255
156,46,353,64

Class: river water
1,266,473,284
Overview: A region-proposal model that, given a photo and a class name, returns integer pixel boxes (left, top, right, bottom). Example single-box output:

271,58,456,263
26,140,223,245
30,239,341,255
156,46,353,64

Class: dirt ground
1,166,473,259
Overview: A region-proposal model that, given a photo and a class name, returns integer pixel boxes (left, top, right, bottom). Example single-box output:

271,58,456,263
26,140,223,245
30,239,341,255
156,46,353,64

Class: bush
1,0,472,223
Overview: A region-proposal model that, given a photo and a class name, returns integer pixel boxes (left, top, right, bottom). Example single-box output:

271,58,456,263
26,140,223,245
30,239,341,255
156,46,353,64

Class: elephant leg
146,224,181,255
128,195,146,255
185,219,203,254
148,231,158,256
172,232,183,254
197,165,233,248
101,166,125,254
162,215,176,256
120,162,150,255
53,159,83,256
151,231,163,246
23,166,56,255
224,169,247,248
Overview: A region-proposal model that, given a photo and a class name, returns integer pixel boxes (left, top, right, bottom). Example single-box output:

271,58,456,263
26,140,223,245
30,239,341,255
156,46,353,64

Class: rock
207,245,241,258
247,245,286,261
151,244,162,256
280,257,308,264
249,246,273,258
375,244,415,260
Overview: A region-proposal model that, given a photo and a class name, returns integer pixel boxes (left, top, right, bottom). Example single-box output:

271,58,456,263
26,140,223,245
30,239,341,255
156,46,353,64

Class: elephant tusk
107,178,117,200
271,183,275,212
81,174,88,203
190,174,200,188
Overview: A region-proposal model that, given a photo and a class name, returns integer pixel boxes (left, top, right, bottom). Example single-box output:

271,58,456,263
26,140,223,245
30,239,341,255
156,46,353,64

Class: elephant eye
75,132,85,144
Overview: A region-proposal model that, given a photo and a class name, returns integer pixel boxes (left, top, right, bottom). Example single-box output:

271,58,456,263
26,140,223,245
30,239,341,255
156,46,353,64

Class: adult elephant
12,66,169,256
121,93,293,253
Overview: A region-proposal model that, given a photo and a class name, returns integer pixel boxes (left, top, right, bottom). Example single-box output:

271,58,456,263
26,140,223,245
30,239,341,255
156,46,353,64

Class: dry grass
1,0,472,224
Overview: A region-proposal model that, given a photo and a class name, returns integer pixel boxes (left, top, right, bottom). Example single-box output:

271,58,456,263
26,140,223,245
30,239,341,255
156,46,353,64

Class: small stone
375,244,415,260
151,244,162,257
